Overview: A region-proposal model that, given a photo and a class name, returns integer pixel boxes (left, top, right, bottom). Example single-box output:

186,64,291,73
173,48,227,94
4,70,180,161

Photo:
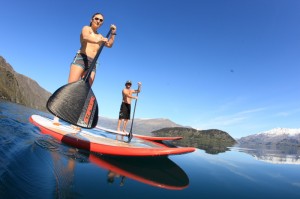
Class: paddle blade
46,80,98,128
127,133,133,143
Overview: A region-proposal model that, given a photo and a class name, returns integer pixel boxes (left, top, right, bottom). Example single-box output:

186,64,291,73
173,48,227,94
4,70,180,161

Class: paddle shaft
128,85,141,141
83,29,112,82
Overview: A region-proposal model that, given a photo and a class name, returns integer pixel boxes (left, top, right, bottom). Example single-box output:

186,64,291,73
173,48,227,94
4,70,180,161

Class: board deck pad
29,115,195,156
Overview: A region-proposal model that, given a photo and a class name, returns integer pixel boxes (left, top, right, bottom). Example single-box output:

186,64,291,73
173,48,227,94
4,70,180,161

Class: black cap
125,80,132,85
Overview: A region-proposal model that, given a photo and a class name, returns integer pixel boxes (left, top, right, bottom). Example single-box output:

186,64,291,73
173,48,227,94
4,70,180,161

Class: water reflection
236,146,300,164
35,136,190,191
167,139,235,154
89,154,190,190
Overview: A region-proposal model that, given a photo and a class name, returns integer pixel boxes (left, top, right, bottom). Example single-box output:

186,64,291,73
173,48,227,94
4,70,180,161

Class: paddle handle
83,29,113,82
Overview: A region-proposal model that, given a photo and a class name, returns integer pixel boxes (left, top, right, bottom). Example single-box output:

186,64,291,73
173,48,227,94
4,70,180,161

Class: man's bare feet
53,116,60,126
71,125,81,132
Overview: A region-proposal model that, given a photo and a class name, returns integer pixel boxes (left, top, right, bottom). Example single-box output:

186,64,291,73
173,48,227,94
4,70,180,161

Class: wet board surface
30,115,195,156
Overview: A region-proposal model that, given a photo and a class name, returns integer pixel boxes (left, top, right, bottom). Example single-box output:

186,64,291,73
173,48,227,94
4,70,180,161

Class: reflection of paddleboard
30,115,195,157
89,154,189,190
96,126,183,141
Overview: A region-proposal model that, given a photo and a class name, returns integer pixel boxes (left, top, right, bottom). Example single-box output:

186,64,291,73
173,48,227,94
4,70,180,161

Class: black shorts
119,102,131,120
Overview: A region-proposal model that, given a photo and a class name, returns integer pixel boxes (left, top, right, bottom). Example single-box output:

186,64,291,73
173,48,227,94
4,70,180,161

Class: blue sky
1,0,299,138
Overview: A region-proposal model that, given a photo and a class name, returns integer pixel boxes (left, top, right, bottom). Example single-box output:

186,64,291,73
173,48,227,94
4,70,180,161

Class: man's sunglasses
94,17,103,22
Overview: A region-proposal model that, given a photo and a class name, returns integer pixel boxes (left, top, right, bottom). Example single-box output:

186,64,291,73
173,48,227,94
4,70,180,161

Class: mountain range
237,128,300,148
0,56,51,112
236,128,300,164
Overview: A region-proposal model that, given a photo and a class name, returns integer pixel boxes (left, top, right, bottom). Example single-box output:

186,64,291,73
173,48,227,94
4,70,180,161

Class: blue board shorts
71,51,98,72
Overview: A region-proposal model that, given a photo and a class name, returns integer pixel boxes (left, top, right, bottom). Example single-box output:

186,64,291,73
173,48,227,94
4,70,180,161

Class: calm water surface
0,100,299,199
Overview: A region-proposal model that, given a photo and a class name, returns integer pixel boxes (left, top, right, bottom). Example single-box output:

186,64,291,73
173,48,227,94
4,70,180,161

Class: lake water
0,100,300,199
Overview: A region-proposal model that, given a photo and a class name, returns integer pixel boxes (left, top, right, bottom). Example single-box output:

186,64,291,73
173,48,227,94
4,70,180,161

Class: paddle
46,29,112,129
127,83,141,142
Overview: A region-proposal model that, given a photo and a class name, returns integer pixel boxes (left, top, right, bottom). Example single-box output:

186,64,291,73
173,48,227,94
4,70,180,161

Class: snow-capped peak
257,128,300,137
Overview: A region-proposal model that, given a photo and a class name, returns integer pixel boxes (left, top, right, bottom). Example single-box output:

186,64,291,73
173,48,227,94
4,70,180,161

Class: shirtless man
53,13,117,129
117,81,142,133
